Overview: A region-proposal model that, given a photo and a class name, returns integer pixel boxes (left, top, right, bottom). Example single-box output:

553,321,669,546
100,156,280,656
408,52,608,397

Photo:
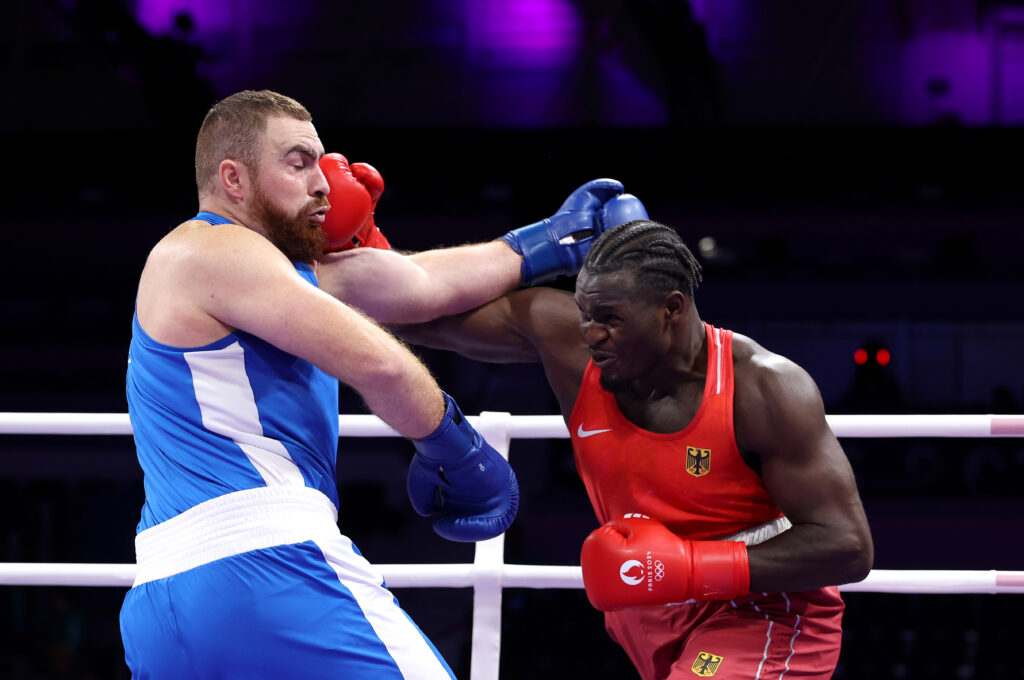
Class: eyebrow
283,144,322,160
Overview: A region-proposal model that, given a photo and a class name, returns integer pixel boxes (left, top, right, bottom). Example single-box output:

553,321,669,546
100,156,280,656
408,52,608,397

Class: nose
580,320,607,347
312,163,330,198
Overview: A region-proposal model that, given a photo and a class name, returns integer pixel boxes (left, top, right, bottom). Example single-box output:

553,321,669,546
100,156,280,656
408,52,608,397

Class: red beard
252,185,328,262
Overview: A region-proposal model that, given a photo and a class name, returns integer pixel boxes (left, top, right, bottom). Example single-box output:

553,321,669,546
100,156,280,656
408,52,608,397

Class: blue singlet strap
193,211,234,225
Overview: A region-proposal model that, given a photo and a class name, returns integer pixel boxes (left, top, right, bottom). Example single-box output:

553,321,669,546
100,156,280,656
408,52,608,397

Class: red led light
876,348,891,366
854,348,868,365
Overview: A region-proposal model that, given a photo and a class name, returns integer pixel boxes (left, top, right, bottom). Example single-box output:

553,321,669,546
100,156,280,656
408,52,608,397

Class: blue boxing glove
500,179,649,285
407,393,519,542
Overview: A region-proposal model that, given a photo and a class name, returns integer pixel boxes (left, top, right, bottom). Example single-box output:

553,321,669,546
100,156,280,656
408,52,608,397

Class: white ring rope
2,412,1023,437
2,411,1023,680
1,562,1022,593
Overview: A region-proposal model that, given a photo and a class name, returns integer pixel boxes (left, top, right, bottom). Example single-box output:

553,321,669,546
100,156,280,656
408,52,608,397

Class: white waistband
720,515,792,546
133,486,340,587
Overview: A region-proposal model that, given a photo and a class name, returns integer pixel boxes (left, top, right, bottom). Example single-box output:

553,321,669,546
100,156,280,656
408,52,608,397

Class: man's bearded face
251,178,328,262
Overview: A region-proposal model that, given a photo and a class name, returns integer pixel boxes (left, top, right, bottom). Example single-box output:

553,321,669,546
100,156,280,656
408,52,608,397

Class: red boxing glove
319,153,373,252
348,162,391,250
580,515,749,611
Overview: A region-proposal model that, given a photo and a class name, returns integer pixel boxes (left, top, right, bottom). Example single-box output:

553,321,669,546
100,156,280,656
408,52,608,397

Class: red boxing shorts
604,586,844,680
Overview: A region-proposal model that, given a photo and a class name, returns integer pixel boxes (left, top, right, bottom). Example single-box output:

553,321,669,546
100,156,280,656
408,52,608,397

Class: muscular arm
394,287,591,417
732,336,874,592
142,224,444,438
315,242,522,324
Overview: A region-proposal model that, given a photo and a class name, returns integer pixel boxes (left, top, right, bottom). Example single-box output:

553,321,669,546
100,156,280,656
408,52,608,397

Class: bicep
738,359,867,531
738,358,874,590
194,237,410,389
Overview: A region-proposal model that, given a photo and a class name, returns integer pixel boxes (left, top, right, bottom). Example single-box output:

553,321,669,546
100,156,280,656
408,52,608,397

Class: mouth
591,351,616,369
307,205,330,224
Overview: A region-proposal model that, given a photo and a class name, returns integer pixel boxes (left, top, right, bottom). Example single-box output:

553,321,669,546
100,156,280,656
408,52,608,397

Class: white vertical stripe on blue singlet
316,532,454,680
185,342,305,487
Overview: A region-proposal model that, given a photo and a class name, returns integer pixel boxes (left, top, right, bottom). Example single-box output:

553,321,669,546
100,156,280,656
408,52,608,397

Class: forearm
746,521,873,592
403,240,522,319
318,243,521,325
270,288,448,439
340,334,446,439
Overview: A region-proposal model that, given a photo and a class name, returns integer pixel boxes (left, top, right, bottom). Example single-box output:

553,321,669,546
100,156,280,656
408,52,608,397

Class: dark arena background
2,1,1024,678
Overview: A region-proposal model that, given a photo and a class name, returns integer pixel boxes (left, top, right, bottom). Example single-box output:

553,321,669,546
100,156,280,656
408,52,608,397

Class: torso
568,322,782,539
128,213,340,532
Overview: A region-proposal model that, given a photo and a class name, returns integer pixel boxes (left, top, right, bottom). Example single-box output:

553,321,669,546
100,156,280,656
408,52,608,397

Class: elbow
837,527,874,584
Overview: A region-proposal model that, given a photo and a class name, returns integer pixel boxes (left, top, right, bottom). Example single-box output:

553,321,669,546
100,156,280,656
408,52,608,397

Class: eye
287,152,315,170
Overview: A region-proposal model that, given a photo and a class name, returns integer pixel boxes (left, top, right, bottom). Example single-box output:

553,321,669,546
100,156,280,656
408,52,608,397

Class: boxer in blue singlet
120,212,458,679
118,91,524,680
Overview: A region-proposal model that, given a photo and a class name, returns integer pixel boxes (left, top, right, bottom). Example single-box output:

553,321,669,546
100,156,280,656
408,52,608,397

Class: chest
615,378,706,434
571,395,747,506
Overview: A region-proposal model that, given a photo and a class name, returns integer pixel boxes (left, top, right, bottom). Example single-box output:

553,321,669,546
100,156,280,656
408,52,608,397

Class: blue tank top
126,212,340,532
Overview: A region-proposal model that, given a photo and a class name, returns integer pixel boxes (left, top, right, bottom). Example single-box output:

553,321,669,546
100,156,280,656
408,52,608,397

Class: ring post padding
468,412,513,680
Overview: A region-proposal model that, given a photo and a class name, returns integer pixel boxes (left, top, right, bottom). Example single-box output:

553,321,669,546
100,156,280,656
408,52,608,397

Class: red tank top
568,322,782,540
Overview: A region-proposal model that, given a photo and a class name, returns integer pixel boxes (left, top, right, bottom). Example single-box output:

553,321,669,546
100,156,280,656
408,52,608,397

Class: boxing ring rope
2,412,1024,680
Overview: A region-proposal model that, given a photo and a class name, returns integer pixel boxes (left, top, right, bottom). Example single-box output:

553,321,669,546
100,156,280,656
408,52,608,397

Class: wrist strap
500,221,563,285
690,540,750,600
412,392,476,464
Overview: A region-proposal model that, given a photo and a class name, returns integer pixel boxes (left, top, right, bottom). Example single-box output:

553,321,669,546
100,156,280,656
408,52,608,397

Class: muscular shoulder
137,220,300,345
148,220,278,272
731,332,825,451
732,333,816,395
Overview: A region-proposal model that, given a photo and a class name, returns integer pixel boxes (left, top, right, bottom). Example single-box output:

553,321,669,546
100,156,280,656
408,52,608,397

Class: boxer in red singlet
401,220,874,680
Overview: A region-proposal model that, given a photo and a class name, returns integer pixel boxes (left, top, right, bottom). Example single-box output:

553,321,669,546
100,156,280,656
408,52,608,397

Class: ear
663,290,688,322
219,159,248,201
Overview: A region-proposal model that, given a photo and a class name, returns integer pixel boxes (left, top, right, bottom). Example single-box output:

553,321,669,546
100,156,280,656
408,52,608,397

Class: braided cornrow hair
583,220,703,302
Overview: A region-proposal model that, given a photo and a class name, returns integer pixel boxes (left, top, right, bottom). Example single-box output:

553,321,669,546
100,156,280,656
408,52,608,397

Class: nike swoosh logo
577,425,613,438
